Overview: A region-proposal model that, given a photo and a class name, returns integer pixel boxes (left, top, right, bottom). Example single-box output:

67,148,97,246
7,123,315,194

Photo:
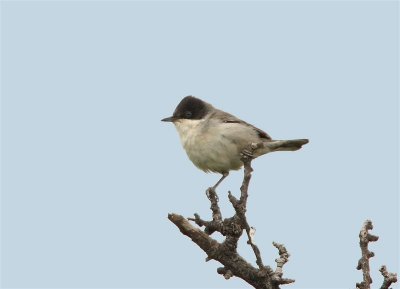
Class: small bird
162,96,308,190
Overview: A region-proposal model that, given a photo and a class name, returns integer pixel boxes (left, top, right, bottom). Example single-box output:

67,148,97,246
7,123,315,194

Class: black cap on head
162,96,209,122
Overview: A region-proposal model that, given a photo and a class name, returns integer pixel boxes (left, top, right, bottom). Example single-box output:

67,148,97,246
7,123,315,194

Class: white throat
173,119,205,148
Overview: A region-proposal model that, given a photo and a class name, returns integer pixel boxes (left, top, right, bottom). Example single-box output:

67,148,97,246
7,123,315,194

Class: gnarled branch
168,143,293,289
356,220,397,289
379,265,397,289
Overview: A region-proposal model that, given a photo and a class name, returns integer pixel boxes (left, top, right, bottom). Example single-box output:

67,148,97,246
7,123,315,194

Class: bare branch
168,142,294,289
271,242,295,285
356,220,378,289
355,220,397,289
206,188,223,221
168,213,274,289
379,265,397,289
227,152,265,270
168,213,219,254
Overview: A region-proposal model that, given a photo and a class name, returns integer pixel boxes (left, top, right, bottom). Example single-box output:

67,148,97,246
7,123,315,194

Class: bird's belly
182,134,243,173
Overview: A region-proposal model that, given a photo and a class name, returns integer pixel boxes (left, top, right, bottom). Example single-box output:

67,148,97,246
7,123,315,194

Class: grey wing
213,109,272,140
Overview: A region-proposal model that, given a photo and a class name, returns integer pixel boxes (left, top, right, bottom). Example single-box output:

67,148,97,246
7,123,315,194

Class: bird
162,96,308,191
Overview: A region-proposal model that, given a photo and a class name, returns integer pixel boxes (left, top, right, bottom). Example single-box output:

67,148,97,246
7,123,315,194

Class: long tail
253,139,309,156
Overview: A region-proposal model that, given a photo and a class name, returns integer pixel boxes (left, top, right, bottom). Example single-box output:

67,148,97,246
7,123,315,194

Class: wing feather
212,109,272,140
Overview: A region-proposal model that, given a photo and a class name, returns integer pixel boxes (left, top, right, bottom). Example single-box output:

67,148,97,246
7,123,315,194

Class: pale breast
174,119,259,173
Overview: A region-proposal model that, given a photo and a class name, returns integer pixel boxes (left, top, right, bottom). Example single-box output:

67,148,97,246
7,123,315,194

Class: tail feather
254,139,309,156
270,139,309,151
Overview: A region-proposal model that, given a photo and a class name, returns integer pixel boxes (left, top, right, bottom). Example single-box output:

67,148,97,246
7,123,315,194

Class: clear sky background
1,1,398,289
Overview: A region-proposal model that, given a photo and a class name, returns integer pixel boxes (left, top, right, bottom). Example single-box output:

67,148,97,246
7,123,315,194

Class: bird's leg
213,172,229,190
206,172,229,200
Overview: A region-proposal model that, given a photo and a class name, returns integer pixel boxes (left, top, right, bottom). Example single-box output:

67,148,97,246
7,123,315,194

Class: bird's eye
184,111,192,118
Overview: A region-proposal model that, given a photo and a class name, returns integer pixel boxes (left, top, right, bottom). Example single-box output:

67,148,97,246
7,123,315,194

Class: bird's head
161,96,209,123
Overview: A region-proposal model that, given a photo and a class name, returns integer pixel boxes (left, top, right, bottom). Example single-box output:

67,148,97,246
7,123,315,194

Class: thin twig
228,151,265,269
356,220,379,289
271,242,295,284
207,188,222,221
379,265,397,289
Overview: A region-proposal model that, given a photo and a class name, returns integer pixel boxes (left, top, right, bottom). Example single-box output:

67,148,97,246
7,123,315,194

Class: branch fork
168,142,294,289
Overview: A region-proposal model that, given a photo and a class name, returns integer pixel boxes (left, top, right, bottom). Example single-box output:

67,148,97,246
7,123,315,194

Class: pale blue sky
1,1,398,289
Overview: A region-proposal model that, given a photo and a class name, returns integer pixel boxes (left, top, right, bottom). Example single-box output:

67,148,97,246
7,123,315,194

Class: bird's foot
241,148,254,159
206,187,219,202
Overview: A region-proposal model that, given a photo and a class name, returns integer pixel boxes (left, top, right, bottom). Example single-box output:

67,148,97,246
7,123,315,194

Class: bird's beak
161,116,175,122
